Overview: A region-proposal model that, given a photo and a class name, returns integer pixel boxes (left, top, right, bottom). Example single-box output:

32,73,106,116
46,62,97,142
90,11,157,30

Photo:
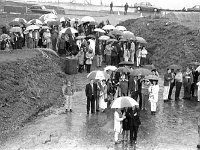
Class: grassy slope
118,18,200,71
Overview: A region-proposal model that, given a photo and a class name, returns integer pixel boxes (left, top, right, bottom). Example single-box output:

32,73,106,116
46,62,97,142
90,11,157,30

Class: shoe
70,109,72,112
96,110,99,112
197,145,200,148
164,99,169,102
87,112,89,114
168,98,172,100
65,109,68,112
134,140,137,144
114,141,120,144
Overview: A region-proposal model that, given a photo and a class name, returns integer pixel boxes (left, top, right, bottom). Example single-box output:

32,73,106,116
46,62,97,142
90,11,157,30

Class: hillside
118,17,200,70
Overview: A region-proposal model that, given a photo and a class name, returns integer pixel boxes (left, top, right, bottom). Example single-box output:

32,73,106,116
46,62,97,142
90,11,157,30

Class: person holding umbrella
183,67,193,100
141,78,151,110
175,69,183,101
148,79,159,115
163,69,173,102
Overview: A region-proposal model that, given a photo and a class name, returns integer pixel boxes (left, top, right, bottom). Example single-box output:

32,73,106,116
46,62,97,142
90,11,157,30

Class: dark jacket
85,83,97,99
128,108,141,128
164,73,172,86
128,76,138,92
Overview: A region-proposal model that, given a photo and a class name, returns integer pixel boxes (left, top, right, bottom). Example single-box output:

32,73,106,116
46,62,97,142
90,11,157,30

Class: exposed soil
118,17,200,71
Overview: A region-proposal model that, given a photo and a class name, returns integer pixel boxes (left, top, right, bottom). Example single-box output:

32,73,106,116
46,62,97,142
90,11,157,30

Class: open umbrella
115,26,127,31
41,26,50,30
104,65,117,71
111,96,139,108
130,68,152,76
168,64,181,70
122,32,136,40
196,66,200,72
99,35,110,40
0,34,10,40
87,70,110,80
9,21,21,27
10,27,22,33
75,35,86,40
116,67,131,73
44,18,57,24
94,28,105,33
143,64,156,70
110,29,123,36
47,20,60,27
119,61,134,66
119,38,127,42
28,19,43,25
107,38,118,42
13,18,27,25
145,75,159,81
188,61,200,66
81,16,95,23
44,13,57,20
71,18,80,22
136,36,147,44
89,21,98,26
102,25,116,30
60,27,78,35
26,25,40,31
86,34,96,39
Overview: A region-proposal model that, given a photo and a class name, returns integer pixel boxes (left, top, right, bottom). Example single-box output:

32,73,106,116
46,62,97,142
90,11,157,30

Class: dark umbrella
47,21,60,27
143,64,156,70
130,68,152,76
119,61,134,66
9,21,21,27
168,64,182,70
116,67,131,73
145,74,159,81
86,34,96,39
110,29,123,36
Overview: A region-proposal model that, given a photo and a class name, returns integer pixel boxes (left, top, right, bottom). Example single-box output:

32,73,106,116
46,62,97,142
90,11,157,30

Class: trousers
64,95,72,110
175,82,182,100
114,131,120,142
150,101,157,112
130,126,139,141
87,95,95,113
163,86,170,100
96,55,102,67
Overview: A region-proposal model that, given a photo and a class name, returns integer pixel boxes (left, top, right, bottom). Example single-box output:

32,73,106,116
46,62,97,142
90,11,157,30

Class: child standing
62,80,74,112
148,80,159,115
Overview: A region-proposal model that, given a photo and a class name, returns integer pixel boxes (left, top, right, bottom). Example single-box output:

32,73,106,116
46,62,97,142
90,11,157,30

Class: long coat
148,85,159,103
85,83,97,99
114,111,123,133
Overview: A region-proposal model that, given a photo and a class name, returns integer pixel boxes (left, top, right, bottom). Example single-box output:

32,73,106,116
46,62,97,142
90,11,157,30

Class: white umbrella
99,35,110,40
104,66,117,71
136,36,147,44
81,16,95,23
94,28,105,33
116,26,127,31
196,66,200,72
87,70,110,80
123,31,134,35
13,18,27,24
9,27,22,33
71,18,80,22
60,27,78,34
28,19,43,25
111,96,139,108
26,25,40,31
102,25,116,30
44,18,56,24
44,13,57,20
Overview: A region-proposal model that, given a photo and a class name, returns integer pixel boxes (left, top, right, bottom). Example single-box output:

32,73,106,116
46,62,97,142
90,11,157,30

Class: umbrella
196,66,200,72
94,28,105,33
123,31,134,35
81,16,95,23
0,34,10,40
116,67,131,73
13,18,27,25
44,18,57,24
9,21,21,27
115,26,127,31
136,36,147,44
60,27,78,35
107,38,118,42
10,27,22,33
70,18,80,22
41,26,50,30
75,35,86,40
26,25,40,31
145,75,159,81
28,19,43,25
110,29,123,36
87,70,110,80
111,96,139,108
99,35,110,40
86,34,96,39
122,32,136,40
119,61,134,66
168,64,182,70
102,25,116,30
143,64,156,70
47,20,60,26
104,65,117,71
188,61,200,66
107,33,115,38
130,68,152,76
89,21,98,26
119,38,127,42
44,13,57,20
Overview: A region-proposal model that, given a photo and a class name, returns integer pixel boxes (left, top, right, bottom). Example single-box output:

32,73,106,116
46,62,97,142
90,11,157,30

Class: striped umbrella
111,96,139,108
87,70,110,80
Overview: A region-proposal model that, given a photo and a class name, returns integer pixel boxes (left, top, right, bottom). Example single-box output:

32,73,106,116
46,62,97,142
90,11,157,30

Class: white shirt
141,49,148,58
88,39,96,55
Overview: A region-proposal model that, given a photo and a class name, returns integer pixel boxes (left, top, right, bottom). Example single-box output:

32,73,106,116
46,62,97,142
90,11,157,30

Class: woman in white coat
114,108,126,144
148,80,159,115
99,80,107,112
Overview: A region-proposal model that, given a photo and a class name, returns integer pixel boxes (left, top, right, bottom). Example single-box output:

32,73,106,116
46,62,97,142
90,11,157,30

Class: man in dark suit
129,76,138,100
128,106,141,144
85,79,97,114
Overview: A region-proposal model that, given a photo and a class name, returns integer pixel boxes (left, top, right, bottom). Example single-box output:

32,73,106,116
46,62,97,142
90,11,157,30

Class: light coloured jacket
114,111,123,133
85,51,94,64
148,85,159,102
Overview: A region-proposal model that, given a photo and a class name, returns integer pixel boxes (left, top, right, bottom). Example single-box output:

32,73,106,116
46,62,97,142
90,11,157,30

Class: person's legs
138,92,142,109
99,55,102,67
96,96,99,111
130,128,134,142
65,95,69,111
91,95,95,113
87,97,90,114
114,131,119,142
96,55,100,67
151,101,157,113
168,83,175,100
175,82,182,100
133,126,139,142
69,95,72,111
131,91,138,101
163,86,170,100
198,90,200,101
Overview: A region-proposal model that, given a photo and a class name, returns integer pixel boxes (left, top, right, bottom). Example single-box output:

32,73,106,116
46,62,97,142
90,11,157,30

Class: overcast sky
79,0,200,10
